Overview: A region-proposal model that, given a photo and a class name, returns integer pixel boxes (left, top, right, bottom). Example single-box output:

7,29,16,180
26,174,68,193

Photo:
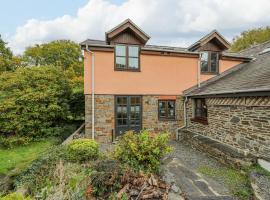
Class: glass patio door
115,96,142,136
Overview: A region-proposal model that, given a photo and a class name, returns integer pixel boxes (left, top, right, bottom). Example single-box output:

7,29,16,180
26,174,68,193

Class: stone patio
161,141,235,200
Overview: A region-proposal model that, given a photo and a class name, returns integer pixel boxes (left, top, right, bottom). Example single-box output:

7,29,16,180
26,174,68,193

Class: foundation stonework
85,95,184,143
186,96,270,161
85,95,114,143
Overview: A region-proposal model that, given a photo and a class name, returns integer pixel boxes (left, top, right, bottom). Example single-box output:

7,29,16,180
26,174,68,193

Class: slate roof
184,42,270,97
187,29,231,51
80,39,199,54
239,40,270,57
80,39,107,46
80,40,253,59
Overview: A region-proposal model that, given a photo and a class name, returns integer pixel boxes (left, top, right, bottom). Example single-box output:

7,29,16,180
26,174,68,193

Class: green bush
66,139,99,162
113,130,173,172
0,136,32,149
0,66,71,138
68,89,85,120
90,159,126,198
0,192,32,200
14,146,65,193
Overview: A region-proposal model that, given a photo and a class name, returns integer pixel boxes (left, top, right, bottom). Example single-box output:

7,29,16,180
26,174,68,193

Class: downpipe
85,45,95,140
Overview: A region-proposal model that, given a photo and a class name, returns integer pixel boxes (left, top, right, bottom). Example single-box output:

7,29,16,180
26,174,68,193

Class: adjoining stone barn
182,41,270,169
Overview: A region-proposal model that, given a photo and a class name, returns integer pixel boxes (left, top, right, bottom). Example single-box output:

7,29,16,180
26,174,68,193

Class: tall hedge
0,66,71,138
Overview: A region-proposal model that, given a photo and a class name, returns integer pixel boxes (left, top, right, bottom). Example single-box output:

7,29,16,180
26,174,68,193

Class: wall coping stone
178,129,256,167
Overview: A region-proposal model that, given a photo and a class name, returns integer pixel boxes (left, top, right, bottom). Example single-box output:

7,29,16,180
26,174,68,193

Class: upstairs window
200,52,219,74
115,45,139,71
158,100,176,120
115,45,126,69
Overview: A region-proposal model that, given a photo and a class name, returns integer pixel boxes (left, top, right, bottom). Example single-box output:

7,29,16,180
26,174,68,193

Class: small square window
158,100,176,120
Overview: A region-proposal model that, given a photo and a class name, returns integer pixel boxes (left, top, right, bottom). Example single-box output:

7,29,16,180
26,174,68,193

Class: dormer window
115,44,140,71
200,52,219,74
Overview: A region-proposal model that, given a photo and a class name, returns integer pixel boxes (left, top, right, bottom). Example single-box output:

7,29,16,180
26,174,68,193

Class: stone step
186,195,234,200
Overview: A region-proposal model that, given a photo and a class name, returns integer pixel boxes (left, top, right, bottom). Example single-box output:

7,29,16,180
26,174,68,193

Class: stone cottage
80,19,251,143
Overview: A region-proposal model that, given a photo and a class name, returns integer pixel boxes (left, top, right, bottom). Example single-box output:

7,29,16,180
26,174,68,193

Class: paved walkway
161,141,234,200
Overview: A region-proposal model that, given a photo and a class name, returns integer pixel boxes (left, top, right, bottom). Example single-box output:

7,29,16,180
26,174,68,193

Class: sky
1,0,270,54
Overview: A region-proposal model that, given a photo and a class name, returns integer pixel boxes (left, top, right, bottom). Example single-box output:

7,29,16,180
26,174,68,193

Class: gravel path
161,140,234,200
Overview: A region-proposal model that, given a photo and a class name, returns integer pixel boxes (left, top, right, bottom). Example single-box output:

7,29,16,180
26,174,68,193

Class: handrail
62,123,85,145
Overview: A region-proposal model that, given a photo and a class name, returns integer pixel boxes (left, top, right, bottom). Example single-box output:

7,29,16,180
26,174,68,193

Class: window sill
115,68,141,72
201,71,219,75
158,118,177,122
191,117,208,125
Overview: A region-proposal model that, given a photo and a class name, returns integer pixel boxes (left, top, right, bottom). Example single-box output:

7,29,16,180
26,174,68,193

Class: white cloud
8,0,270,54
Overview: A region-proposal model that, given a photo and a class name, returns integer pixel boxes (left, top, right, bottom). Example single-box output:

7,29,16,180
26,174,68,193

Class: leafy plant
90,159,127,198
23,40,83,71
0,66,72,138
113,130,173,172
68,89,84,120
65,139,99,162
14,145,90,199
0,36,18,73
14,146,65,192
0,136,32,149
0,192,33,200
231,26,270,52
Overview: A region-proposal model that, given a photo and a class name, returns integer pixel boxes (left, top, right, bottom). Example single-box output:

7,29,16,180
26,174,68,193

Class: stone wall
186,96,270,160
142,96,183,135
85,95,184,143
85,95,114,143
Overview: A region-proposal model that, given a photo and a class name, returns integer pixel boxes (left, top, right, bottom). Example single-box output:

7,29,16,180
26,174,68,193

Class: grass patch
198,166,252,200
247,165,270,178
0,138,58,176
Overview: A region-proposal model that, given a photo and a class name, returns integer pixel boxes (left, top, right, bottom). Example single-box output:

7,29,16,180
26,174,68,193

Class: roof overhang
188,30,231,51
105,19,150,45
186,89,270,98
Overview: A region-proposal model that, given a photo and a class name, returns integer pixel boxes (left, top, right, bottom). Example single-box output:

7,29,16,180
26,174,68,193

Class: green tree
0,66,72,138
23,40,85,121
231,26,270,52
0,35,13,72
24,40,83,72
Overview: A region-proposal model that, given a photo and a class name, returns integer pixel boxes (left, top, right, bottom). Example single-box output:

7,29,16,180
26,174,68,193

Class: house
182,41,270,167
80,19,251,143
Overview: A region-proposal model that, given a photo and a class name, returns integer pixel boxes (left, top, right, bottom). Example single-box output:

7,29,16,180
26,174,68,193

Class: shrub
113,130,173,172
90,159,127,198
0,136,32,149
14,146,89,199
65,139,99,162
0,192,32,200
14,146,65,192
0,66,72,138
68,89,85,121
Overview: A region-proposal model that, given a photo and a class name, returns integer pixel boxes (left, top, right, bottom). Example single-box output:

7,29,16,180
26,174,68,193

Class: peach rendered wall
200,59,243,82
84,51,199,95
84,51,242,95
